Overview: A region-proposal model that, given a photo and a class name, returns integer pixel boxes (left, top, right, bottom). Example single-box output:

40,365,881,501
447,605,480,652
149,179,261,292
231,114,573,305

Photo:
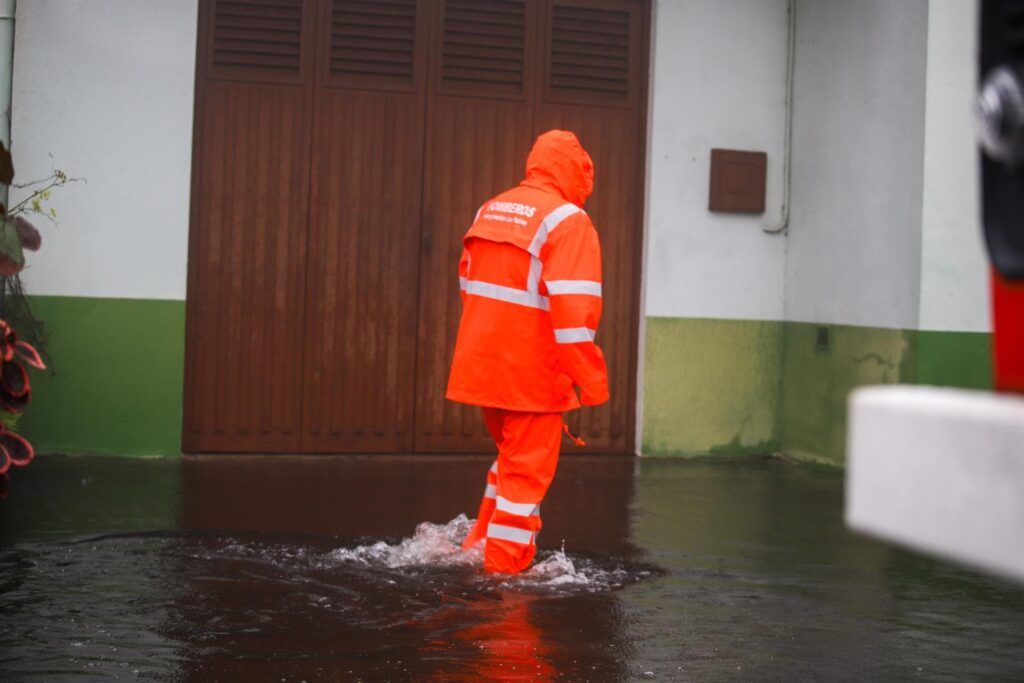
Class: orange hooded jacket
446,130,610,413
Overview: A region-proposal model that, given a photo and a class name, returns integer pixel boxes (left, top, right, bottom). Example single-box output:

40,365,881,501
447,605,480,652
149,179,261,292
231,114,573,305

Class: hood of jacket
521,130,594,207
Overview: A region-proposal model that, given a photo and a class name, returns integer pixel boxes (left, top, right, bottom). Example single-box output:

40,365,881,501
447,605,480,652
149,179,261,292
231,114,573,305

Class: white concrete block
846,385,1024,583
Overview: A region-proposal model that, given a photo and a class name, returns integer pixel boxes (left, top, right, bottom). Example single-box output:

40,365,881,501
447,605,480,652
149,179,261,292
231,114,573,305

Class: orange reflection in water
417,590,557,682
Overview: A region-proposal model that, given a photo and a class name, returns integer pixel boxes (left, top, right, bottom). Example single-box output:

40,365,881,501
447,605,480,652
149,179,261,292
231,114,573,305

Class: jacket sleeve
458,247,469,303
540,213,610,406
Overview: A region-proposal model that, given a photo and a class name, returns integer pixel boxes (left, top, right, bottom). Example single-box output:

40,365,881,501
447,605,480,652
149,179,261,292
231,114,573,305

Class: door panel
302,89,427,452
535,0,646,453
414,98,536,453
183,0,316,453
413,0,536,452
300,0,428,452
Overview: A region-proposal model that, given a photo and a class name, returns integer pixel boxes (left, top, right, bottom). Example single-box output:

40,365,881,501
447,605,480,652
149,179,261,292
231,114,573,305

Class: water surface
1,454,1022,681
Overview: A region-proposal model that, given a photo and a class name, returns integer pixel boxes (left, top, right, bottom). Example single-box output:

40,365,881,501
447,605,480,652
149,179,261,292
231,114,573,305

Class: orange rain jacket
446,130,609,413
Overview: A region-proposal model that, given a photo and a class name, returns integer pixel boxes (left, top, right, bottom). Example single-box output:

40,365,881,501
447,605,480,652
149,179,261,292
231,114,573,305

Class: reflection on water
622,458,1024,680
1,454,1023,681
0,529,643,681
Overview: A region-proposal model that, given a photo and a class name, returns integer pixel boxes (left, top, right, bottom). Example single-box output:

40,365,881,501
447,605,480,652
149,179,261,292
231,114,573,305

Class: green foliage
0,220,22,271
11,169,75,226
0,145,75,374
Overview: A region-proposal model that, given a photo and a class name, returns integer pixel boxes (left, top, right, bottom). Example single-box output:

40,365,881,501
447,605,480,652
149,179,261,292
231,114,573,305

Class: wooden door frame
628,0,652,455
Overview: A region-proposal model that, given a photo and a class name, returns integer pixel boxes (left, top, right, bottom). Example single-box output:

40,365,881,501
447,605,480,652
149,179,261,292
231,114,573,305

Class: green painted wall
644,317,992,465
16,296,185,456
643,317,783,456
915,329,992,390
779,322,992,466
2,296,991,464
779,323,915,466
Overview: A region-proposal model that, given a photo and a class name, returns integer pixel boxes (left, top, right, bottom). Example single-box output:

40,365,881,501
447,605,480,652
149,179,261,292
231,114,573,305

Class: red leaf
1,359,27,397
14,341,45,370
0,444,8,475
0,384,28,414
0,253,22,276
0,431,33,466
13,216,40,251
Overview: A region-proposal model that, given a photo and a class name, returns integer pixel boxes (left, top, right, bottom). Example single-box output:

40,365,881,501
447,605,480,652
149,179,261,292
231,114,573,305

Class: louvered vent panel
329,0,417,88
441,0,526,95
210,0,304,82
549,4,630,102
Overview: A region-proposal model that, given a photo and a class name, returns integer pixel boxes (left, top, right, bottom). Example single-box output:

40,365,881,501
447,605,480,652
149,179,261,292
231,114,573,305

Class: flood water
1,454,1023,681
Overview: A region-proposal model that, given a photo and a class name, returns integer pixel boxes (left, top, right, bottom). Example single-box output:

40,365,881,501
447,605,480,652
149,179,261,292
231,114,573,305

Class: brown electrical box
708,148,767,214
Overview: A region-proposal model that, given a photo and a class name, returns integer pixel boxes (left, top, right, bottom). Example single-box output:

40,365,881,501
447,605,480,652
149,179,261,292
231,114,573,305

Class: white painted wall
785,0,929,329
919,0,990,333
644,0,789,321
10,0,197,300
6,0,987,336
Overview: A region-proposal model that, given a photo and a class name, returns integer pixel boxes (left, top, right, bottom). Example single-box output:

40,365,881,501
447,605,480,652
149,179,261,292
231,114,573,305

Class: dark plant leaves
0,383,28,414
0,430,32,466
13,216,40,251
1,360,27,397
0,220,24,274
0,143,13,186
0,255,19,277
14,341,44,370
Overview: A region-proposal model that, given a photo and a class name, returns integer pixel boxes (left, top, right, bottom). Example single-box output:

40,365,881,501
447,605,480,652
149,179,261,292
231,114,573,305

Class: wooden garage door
183,0,649,454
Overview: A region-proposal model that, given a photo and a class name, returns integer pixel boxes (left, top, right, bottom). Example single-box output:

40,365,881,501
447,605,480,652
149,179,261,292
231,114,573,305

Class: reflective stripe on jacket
446,130,610,412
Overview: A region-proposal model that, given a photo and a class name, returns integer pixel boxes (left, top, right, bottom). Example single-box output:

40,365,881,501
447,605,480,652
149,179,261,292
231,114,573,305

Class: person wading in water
447,129,609,574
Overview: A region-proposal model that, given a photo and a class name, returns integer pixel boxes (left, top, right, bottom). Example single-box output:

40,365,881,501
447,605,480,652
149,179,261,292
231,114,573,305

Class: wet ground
1,453,1023,681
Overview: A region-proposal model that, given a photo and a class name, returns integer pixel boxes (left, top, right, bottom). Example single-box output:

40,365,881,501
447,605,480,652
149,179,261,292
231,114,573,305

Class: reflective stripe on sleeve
464,280,550,310
487,523,533,545
459,276,467,291
496,495,539,517
484,483,497,499
545,279,602,296
528,203,583,257
489,460,498,474
527,255,543,294
554,327,597,343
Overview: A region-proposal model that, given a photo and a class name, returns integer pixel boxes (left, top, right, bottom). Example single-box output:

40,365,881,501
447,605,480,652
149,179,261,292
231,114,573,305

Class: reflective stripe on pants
462,407,563,574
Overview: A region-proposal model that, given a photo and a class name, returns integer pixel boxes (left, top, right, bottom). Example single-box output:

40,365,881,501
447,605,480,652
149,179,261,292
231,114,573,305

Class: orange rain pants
462,407,564,574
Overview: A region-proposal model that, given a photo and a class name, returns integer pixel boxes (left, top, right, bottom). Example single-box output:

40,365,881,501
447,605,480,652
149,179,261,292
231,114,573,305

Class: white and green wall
643,0,992,464
9,1,992,464
642,0,790,457
10,1,197,455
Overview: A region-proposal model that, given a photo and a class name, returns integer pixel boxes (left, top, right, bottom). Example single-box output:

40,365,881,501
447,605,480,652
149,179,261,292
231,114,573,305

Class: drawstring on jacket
563,421,586,447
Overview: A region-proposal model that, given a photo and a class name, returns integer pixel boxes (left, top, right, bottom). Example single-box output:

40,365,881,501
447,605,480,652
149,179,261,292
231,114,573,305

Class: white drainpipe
764,0,795,235
0,0,15,209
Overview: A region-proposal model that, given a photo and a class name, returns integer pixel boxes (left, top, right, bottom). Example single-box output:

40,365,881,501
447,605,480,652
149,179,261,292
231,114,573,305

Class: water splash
328,516,648,593
329,514,481,569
